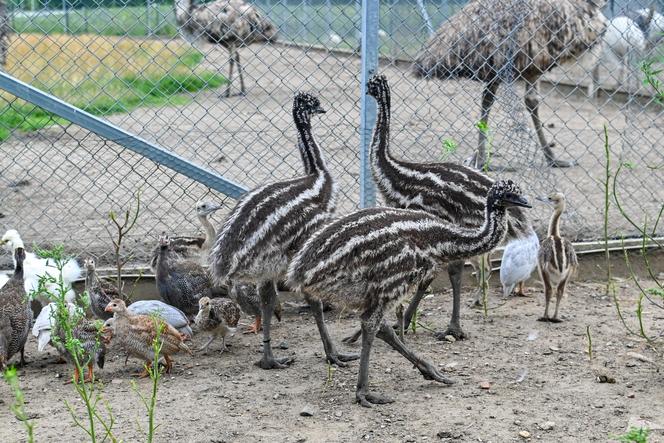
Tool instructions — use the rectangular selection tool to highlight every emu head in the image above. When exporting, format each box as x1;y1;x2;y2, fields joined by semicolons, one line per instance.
488;180;531;209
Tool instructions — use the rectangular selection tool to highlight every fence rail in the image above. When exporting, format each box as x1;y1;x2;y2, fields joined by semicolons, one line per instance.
0;0;663;268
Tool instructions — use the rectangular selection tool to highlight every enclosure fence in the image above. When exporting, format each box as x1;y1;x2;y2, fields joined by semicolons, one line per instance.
0;0;663;267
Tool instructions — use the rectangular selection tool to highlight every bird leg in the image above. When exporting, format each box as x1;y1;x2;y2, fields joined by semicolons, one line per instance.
524;78;573;168
473;80;499;170
514;281;528;297
256;281;293;369
198;334;215;353
551;277;569;323
306;295;359;366
376;321;455;386
435;260;468;340
538;272;553;322
220;335;228;354
225;45;235;98
133;362;151;378
19;346;26;367
235;50;245;96
164;355;174;373
395;304;404;341
244;315;262;334
356;316;393;408
84;362;94;383
70;366;81;385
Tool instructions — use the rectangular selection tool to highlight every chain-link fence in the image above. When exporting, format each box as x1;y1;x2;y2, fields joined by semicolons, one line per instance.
0;0;662;268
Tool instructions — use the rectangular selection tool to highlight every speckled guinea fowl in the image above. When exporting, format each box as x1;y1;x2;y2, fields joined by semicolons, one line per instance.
155;234;216;316
149;200;223;271
194;296;241;353
52;317;107;383
84;258;121;320
230;283;282;334
0;247;32;370
105;298;192;377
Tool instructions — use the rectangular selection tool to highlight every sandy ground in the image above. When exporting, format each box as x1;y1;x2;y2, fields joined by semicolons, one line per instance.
1;278;663;442
0;42;663;268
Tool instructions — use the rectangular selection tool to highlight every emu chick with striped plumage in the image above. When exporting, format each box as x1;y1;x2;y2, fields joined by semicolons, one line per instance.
0;247;31;370
537;192;577;322
358;74;531;340
287;179;531;407
210;92;357;369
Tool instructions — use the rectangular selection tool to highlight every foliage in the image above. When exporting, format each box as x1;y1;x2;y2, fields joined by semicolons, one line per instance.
612;427;650;443
440;138;458;161
105;190;141;300
32;246;117;443
0;35;226;141
642;59;663;105
2;366;35;443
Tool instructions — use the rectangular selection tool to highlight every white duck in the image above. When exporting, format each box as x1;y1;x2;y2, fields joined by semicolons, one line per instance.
500;229;540;298
32;302;79;352
1;230;81;304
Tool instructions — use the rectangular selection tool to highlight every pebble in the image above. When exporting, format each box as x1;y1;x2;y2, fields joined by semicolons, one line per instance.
279;341;289;350
334;411;342;418
627;392;635;398
518;430;531;439
111;378;123;385
541;421;555;431
444;335;456;343
300;405;315;417
479;381;491;390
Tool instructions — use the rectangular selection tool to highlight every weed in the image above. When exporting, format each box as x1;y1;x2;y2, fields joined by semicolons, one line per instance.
440;138;458;161
586;325;592;362
2;366;35;443
612;426;649;443
105;190;141;300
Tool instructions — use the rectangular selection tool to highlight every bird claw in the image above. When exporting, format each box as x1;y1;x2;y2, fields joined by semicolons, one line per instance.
549;318;562;323
255;356;294;370
341;329;362;344
435;325;468;341
537;316;550;322
326;352;359;367
356;391;394;408
418;364;455;385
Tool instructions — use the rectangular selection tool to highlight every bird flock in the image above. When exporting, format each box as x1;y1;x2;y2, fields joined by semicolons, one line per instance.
0;0;613;407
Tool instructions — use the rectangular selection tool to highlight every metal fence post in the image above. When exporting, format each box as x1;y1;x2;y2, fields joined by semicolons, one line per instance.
359;0;378;208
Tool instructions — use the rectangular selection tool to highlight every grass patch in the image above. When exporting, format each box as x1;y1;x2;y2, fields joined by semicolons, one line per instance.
0;34;226;141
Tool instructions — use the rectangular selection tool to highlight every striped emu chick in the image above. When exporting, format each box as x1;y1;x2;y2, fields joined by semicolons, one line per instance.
537;193;577;322
194;296;241;353
358;74;530;340
210;92;357;369
287;180;531;407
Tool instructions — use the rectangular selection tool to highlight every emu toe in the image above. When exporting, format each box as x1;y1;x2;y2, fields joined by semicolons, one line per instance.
342;329;362;344
326;351;359;367
255;356;294;370
356;391;394;408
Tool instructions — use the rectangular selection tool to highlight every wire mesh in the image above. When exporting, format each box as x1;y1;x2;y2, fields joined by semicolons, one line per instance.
0;0;662;269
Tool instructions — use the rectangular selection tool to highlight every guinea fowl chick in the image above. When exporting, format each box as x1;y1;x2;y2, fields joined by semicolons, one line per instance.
0;247;32;370
230;283;282;334
537;192;578;323
155;234;215;316
52;317;107;383
194;296;241;353
105;298;191;377
84;258;121;320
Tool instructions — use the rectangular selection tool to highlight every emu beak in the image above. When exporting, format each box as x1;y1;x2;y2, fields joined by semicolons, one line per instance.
506;195;532;208
315;106;326;114
534;196;547;203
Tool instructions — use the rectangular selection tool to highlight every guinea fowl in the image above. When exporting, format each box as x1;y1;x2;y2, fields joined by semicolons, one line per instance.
348;75;531;341
128;300;193;338
537;192;577;322
84;258;120;320
500;229;539;297
210;92;357;369
194;296;241;353
52;317;107;383
230;282;282;334
0;246;32;370
287;180;531;406
1;229;81;305
149;200;223;271
105;299;192;377
155;234;216;316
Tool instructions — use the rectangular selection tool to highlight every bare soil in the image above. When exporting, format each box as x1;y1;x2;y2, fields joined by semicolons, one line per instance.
1;279;663;442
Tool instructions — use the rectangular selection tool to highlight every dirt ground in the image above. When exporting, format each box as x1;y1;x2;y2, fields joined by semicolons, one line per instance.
1;42;663;268
1;277;663;442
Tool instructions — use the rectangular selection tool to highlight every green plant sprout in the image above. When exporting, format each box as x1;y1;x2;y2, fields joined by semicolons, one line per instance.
612;426;650;443
441;138;458;161
3;366;35;443
475;120;493;172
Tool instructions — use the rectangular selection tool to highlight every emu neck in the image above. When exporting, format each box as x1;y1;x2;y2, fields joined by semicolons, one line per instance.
199;214;216;251
431;203;508;263
547;205;564;238
294;111;326;175
370;89;393;169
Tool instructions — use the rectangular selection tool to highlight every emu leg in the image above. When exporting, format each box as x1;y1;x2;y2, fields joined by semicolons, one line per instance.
256;281;293;369
377;322;455;385
551;277;569;323
356;315;393;407
307;295;359;366
473;80;499;169
198;335;215;353
435;260;467;340
236;50;245;96
538;272;553;322
225;46;235;98
524;78;573;168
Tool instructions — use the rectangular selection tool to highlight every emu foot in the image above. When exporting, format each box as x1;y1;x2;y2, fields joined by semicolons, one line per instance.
255;355;293;370
537;316;550;322
417;361;455;385
434;325;468;341
342;329;362;344
326;351;359;367
549;317;563;323
356;390;394;408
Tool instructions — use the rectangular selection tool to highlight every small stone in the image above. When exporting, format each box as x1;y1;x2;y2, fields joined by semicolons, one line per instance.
627;392;635;398
111;378;123;385
300;405;315;417
279;341;289;350
444;335;456;343
424;393;432;399
541;421;555;431
518;431;531;439
334;411;342;418
273;393;280;400
479;381;491;390
437;431;453;439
